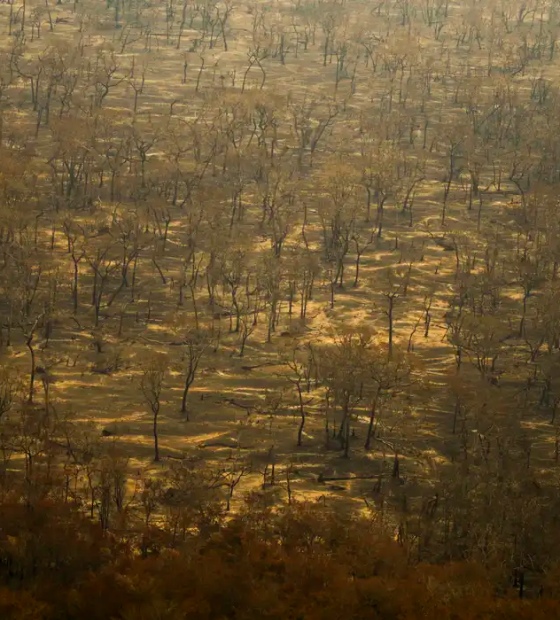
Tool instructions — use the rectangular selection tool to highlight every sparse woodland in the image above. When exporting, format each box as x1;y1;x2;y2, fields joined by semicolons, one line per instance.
2;0;560;607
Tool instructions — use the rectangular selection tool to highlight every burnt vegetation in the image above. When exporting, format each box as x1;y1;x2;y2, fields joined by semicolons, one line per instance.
2;0;560;611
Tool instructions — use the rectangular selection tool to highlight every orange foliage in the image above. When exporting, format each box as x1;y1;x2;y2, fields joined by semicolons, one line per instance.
0;498;558;619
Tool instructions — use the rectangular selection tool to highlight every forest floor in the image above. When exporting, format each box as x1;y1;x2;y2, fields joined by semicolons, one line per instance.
0;0;555;515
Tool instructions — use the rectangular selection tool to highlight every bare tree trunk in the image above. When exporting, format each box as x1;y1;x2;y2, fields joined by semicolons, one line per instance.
153;407;160;461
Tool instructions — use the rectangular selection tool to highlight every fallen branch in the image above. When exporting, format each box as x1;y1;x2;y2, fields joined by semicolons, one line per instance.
317;473;378;484
199;441;255;450
241;362;282;371
221;397;254;412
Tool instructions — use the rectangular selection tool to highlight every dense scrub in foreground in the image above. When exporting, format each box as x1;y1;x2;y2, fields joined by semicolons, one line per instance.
1;487;560;619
